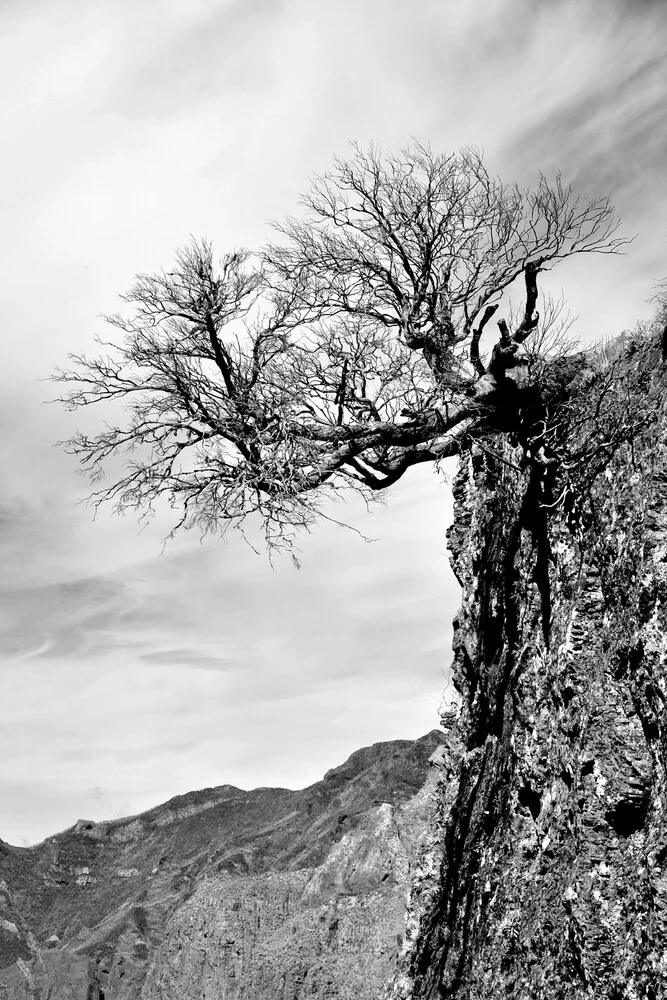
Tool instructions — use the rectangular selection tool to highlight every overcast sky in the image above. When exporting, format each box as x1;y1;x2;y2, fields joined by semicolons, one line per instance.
1;0;666;846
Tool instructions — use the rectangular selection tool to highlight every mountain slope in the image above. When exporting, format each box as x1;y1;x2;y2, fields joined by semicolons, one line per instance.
0;729;457;999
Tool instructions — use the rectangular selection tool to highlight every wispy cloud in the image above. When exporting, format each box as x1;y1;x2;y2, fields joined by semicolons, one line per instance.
139;649;238;671
496;3;667;207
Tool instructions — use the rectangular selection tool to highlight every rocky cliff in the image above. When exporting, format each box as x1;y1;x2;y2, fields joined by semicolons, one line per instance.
389;330;667;997
0;730;455;999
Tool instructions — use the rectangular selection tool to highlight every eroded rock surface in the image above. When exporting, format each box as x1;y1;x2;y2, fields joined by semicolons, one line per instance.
390;337;667;998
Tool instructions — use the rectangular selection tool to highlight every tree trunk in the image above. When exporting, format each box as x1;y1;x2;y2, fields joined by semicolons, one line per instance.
390;410;667;998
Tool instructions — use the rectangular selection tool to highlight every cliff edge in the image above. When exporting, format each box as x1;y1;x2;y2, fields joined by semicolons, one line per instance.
390;330;667;997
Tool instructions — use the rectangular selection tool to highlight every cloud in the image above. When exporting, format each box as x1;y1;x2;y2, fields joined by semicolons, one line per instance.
104;1;289;121
0;465;457;844
1;0;666;845
0;573;136;661
498;3;667;203
140;649;237;671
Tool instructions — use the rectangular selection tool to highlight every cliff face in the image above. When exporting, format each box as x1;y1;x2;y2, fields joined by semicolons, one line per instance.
0;731;454;1000
391;337;667;998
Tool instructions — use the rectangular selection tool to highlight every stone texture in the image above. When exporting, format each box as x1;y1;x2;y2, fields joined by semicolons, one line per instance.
389;337;667;998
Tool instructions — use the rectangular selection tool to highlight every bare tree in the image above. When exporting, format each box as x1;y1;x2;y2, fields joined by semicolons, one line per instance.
53;143;625;550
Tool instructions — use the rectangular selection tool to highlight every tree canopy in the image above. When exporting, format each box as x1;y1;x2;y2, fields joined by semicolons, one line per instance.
54;143;627;550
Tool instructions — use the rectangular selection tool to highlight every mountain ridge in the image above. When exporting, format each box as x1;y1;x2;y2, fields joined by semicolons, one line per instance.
0;728;454;999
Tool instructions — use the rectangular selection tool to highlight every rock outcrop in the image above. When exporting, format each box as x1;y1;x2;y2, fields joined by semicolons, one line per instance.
390;332;667;997
0;731;454;999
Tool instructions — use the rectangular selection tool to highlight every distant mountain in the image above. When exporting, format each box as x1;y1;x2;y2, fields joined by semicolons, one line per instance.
0;728;458;999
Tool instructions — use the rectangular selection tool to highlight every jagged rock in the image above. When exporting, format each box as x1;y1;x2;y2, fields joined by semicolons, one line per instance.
0;731;451;999
390;337;667;998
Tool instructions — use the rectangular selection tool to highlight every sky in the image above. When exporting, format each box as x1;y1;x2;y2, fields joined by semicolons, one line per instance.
1;0;666;845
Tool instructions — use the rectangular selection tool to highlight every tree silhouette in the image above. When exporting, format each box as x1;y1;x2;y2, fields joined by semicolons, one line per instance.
54;143;625;550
